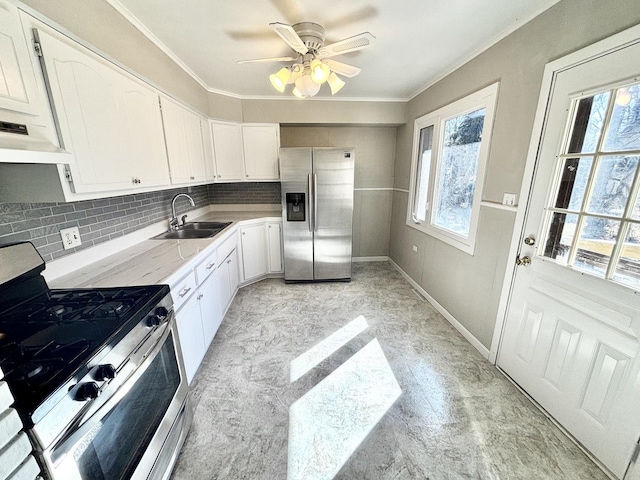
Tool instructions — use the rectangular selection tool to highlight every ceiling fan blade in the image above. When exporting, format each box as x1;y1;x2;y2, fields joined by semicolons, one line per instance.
237;56;298;64
269;22;309;55
318;32;375;58
324;59;361;78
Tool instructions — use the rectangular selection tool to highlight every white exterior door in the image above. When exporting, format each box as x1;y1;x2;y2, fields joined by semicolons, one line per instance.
498;34;640;479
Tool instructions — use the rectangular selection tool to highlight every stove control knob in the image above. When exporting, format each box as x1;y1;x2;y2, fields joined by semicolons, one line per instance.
147;315;163;327
155;306;169;319
75;382;100;401
95;364;116;381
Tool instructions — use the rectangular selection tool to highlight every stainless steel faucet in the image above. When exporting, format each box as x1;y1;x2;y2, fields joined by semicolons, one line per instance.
170;193;196;231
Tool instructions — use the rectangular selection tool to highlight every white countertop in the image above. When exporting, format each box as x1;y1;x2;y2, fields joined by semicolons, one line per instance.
50;210;281;289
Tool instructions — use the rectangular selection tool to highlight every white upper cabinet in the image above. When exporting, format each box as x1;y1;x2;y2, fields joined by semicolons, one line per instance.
121;82;170;188
0;0;41;115
161;96;208;186
210;121;244;182
242;124;280;181
201;116;216;181
36;29;170;193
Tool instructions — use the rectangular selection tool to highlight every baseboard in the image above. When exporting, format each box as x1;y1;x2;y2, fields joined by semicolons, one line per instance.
388;258;491;360
352;256;389;262
238;272;284;288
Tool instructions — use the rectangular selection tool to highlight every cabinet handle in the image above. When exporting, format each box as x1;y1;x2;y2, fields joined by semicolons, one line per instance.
178;287;191;298
246;174;249;178
197;293;203;300
206;262;215;270
242;232;245;235
227;259;231;264
190;176;195;180
218;175;221;178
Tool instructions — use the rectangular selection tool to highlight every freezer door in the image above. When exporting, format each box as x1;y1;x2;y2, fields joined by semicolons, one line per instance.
313;148;354;280
280;148;314;281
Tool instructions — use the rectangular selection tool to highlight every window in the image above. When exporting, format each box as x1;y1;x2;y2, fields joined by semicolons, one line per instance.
542;80;640;289
407;83;499;254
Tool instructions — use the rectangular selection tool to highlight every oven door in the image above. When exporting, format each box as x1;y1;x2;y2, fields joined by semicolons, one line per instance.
42;319;191;480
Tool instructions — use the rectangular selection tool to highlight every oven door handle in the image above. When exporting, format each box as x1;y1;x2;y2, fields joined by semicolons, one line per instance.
50;321;173;466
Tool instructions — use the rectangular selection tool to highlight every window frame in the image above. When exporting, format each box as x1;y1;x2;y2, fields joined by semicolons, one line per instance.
406;82;500;255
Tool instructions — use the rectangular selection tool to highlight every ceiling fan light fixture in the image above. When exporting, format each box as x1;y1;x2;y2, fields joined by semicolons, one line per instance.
294;73;321;97
269;67;290;93
310;59;330;84
292;87;304;98
328;72;346;95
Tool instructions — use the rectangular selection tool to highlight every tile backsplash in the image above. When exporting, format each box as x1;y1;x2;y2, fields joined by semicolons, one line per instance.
0;182;281;263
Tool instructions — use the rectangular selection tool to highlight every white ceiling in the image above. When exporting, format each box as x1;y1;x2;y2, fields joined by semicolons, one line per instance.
110;0;560;101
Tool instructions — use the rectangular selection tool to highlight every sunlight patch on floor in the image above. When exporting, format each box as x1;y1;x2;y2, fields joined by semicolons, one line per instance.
287;338;402;480
289;315;369;382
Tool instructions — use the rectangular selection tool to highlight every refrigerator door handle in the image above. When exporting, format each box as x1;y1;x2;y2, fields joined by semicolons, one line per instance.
314;173;318;232
308;173;313;232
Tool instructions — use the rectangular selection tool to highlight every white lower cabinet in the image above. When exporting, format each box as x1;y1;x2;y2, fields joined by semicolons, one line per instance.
199;268;223;349
174;291;206;384
218;248;239;308
240;224;268;282
267;222;283;274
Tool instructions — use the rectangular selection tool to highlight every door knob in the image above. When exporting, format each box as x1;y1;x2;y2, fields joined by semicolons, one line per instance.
524;236;535;246
516;255;532;266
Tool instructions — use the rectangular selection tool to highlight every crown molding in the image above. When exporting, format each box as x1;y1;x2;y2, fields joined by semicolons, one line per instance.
239;94;407;102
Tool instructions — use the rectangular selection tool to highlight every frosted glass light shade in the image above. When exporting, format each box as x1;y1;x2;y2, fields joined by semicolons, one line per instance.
295;74;321;97
269;67;290;93
292;87;304;98
310;59;330;84
327;72;346;95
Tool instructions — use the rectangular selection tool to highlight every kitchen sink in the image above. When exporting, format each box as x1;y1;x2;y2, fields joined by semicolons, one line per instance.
182;221;231;230
151;222;231;240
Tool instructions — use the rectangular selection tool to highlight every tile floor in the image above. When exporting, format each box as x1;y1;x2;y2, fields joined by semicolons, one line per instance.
171;262;607;480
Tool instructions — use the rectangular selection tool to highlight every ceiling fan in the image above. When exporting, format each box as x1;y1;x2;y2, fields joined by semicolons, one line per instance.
237;22;375;98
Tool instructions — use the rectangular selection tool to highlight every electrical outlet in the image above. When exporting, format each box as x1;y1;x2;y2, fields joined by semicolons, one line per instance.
502;193;517;206
412;245;418;253
60;227;82;250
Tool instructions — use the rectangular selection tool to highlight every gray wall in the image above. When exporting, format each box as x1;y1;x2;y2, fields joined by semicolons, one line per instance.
390;0;640;348
0;183;279;262
281;127;397;257
242;99;406;126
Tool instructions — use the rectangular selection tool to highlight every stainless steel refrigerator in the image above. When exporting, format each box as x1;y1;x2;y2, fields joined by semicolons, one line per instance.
280;147;355;282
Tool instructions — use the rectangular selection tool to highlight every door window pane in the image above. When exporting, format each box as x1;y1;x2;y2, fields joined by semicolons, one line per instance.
554;157;593;210
603;83;640;152
543;212;578;264
433;108;486;237
586;155;638;217
613;223;640;288
567;92;610;153
574;216;620;277
413;125;433;222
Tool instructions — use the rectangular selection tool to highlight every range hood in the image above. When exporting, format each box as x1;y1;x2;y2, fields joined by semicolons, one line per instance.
0;109;70;164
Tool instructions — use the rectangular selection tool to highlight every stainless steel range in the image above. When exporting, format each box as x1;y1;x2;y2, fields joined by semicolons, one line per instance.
0;242;192;480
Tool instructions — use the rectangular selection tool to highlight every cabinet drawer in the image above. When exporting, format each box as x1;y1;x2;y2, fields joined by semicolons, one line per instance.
171;271;197;311
217;231;238;261
195;249;218;284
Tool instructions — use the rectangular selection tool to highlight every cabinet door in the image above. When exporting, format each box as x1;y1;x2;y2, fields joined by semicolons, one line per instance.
267;222;283;273
185;109;207;182
217;258;232;314
161;97;192;185
198;269;223;349
201;117;216;181
240;224;267;281
242;124;280;181
175;295;206;384
0;1;40;115
38;30;132;192
226;248;240;293
121;85;170;187
211;121;244;181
